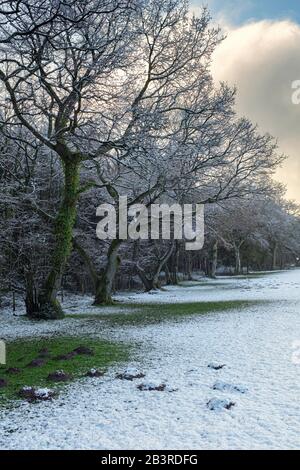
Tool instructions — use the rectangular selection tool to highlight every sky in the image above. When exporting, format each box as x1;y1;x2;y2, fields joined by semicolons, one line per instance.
191;1;300;202
195;0;300;25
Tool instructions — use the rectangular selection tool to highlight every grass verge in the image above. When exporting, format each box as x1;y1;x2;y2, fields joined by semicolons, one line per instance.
0;336;130;404
67;300;260;326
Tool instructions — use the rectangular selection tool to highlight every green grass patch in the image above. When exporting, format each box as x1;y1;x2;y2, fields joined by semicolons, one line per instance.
229;271;279;279
0;336;130;404
67;300;260;326
179;272;278;285
179;281;230;288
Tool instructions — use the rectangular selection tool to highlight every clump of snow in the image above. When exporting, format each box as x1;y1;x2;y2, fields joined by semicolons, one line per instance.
116;368;145;381
137;382;166;392
208;363;226;371
35;389;55;399
85;369;104;378
207;398;236;411
213;381;248;394
18;387;56;402
136;381;178;393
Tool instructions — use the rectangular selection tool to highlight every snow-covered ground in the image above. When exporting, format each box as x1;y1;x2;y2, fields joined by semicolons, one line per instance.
0;269;300;449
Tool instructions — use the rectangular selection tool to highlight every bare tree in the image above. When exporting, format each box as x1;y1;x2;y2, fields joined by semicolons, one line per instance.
0;0;138;318
0;0;290;316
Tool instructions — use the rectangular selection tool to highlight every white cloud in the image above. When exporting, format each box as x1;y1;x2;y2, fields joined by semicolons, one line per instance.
211;20;300;201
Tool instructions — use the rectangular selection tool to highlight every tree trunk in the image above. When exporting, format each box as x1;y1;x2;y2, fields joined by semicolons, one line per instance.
93;239;122;305
165;264;172;285
187;252;193;281
169;242;180;285
209;240;218;279
272;243;278;271
136;263;155;292
12;289;16;313
137;243;174;292
27;159;80;319
234;245;242;275
152;269;162;290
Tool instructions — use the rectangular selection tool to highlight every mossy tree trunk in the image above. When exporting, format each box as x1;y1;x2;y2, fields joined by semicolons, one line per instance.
74;238;123;306
26;159;80;319
93;239;122;306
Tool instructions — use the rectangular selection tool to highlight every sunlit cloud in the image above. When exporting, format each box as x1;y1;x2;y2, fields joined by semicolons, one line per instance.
210;19;300;202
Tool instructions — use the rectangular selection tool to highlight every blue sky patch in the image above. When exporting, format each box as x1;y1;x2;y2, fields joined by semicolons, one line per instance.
191;0;300;24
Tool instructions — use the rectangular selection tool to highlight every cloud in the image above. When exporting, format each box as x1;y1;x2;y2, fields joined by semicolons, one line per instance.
211;19;300;202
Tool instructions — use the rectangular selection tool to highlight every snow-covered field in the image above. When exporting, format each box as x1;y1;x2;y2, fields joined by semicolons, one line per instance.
0;270;300;450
